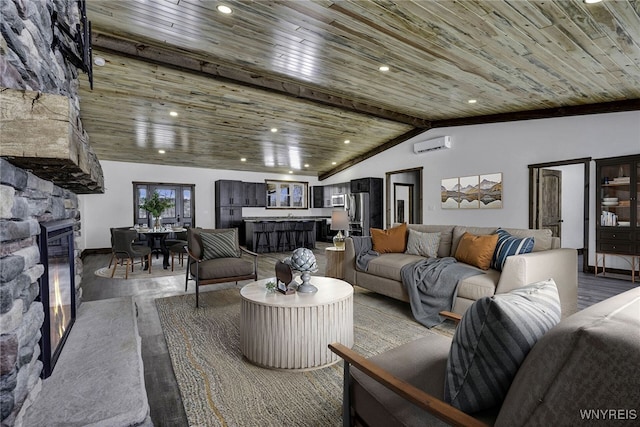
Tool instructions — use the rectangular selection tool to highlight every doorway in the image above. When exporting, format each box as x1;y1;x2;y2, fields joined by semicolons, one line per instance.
386;167;423;227
528;158;590;272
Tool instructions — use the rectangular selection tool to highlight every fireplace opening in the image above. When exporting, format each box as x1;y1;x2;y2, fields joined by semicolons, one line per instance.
38;219;76;378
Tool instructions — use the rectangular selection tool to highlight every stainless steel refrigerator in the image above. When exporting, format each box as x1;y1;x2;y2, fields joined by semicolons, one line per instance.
346;193;370;236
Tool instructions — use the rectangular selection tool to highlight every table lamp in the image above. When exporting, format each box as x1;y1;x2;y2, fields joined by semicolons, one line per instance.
331;210;349;250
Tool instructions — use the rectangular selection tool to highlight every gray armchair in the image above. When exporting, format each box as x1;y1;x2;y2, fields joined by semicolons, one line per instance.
185;227;258;307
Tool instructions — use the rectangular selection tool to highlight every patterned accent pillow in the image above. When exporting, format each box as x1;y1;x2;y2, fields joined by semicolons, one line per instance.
491;228;535;271
444;279;561;413
200;230;240;260
405;229;440;258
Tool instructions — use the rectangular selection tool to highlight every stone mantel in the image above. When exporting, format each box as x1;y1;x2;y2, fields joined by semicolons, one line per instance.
0;87;104;194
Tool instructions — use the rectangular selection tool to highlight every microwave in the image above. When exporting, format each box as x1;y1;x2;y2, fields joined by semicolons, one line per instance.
331;194;346;207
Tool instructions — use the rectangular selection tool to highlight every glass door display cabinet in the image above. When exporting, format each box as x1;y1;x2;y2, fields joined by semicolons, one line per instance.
595;154;639;281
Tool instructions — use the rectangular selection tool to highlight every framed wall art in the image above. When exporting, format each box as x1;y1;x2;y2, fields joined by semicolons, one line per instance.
441;172;502;209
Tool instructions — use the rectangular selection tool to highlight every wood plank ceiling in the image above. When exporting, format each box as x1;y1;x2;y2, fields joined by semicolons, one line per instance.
79;0;640;179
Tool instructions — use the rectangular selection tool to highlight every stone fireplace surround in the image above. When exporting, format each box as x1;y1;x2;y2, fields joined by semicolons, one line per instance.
1;1;104;424
0;159;81;425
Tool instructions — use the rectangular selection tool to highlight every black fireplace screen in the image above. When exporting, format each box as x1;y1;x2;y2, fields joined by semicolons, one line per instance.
38;220;76;378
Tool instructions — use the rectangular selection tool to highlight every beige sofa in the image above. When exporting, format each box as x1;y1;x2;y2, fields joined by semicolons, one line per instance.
344;224;578;317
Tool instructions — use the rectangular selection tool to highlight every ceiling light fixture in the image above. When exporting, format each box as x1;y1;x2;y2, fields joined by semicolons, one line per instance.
217;5;233;14
304;164;309;168
379;65;390;72
332;161;337;165
240;158;246;162
158;150;166;154
93;57;106;66
288;170;293;174
468;99;477;104
344;139;350;144
271;128;278;133
169;111;178;117
584;0;602;3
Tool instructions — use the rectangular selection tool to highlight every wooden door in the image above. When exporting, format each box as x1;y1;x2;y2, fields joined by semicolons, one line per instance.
539;169;562;237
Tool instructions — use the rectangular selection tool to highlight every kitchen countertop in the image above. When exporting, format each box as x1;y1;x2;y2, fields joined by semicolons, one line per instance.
243;216;329;222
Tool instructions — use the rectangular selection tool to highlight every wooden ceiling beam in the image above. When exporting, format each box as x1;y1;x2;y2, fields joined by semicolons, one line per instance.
91;33;431;128
318;99;640;180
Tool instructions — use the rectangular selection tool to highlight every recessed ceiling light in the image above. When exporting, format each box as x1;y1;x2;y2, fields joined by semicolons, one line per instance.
271;128;278;133
344;140;350;144
158;150;166;154
468;99;477;104
240;158;246;162
288;170;293;174
217;5;232;14
304;164;309;168
584;0;602;3
332;162;337;165
169;111;178;117
379;65;390;72
94;57;106;66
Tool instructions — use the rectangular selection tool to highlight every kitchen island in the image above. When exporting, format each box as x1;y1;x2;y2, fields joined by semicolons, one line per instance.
244;217;328;253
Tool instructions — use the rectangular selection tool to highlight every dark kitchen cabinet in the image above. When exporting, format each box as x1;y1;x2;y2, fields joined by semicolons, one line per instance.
215;180;243;207
243;182;266;207
312;186;324;208
351;178;371;193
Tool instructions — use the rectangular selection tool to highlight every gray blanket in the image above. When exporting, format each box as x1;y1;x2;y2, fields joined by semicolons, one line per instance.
401;257;482;328
351;236;379;271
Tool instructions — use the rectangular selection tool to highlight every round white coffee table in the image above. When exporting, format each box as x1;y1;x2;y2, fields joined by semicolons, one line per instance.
240;276;354;370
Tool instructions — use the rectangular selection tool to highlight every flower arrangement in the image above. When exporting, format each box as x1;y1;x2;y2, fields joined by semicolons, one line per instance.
140;191;174;218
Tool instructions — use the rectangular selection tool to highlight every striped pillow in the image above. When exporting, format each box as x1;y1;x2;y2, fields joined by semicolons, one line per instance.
200;230;240;260
491;228;534;271
444;279;561;413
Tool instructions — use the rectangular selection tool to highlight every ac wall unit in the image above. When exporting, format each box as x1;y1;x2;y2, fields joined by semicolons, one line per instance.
413;136;452;154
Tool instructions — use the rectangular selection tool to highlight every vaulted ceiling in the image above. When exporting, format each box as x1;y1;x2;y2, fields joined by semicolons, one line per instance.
79;0;640;180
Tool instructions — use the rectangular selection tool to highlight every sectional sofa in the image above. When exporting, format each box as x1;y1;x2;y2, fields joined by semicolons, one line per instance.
343;224;578;318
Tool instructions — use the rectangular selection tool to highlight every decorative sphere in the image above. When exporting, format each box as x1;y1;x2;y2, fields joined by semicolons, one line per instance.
285;248;318;273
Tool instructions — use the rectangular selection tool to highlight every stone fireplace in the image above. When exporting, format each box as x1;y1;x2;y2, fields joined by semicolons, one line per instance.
1;0;104;425
37;220;76;379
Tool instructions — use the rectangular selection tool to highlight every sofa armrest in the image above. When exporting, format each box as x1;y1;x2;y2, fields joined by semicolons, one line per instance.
496;248;578;318
344;238;357;285
328;343;488;427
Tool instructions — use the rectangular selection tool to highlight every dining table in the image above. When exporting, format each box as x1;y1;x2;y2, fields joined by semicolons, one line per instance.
134;227;186;269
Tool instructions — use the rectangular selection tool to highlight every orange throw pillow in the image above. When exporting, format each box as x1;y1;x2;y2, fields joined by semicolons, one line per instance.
371;223;408;253
454;232;499;270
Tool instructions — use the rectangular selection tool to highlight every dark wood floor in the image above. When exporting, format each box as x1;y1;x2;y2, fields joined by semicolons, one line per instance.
80;249;636;426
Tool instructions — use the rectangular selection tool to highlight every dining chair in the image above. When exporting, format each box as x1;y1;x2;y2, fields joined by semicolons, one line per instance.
111;229;152;279
167;230;188;271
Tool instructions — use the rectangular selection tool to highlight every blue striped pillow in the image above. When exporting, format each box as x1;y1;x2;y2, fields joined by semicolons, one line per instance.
444;279;561;413
491;228;534;271
200;230;240;260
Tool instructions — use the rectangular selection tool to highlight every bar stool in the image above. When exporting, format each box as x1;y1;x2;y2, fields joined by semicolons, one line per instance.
254;221;275;253
285;221;298;251
302;220;315;249
275;221;291;252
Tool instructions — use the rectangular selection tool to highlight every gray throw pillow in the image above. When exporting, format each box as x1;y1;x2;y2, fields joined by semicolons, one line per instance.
405;229;440;258
444;279;561;413
200;230;240;260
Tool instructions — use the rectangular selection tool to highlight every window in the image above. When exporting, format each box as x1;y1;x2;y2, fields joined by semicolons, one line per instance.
133;182;196;227
265;180;308;209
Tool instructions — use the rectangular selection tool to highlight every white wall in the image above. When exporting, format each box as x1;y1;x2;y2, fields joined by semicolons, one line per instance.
80;111;640;267
324;111;640;266
79;162;327;249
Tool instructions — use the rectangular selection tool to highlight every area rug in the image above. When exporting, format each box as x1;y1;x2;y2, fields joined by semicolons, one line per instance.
95;262;185;279
155;286;456;426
